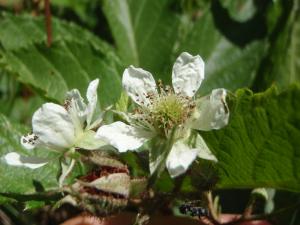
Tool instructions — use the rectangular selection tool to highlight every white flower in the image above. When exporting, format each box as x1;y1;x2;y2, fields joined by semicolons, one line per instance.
96;52;229;178
4;79;105;170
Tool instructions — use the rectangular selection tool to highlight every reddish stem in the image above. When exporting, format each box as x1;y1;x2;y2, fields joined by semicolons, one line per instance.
44;0;52;47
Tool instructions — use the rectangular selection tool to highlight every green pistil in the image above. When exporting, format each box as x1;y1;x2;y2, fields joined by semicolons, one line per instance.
152;95;185;128
133;81;196;138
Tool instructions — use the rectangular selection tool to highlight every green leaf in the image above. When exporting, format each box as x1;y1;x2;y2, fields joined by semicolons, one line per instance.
253;0;300;90
102;0;267;93
24;200;45;210
278;0;300;83
51;0;99;27
0;196;16;205
0;114;60;202
200;85;300;192
102;0;179;72
0;13;122;107
176;7;267;95
120;152;148;177
221;0;256;22
0;12;113;51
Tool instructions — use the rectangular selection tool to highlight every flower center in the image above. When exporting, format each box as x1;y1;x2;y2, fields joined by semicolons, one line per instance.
151;94;186;129
134;81;195;137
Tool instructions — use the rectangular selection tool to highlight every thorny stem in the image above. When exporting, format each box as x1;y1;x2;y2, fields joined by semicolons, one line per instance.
44;0;52;47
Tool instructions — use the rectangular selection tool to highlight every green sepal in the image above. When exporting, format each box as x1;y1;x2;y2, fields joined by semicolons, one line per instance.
149;128;176;182
75;130;107;150
87;150;126;168
78;173;131;197
130;178;148;198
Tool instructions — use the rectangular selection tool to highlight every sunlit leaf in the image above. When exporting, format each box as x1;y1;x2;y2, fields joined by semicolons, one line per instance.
0;114;59;202
0;13;122;107
102;0;267;94
253;0;300;90
200;85;300;192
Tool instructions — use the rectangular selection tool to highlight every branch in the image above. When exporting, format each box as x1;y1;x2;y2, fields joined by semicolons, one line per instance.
0;209;12;225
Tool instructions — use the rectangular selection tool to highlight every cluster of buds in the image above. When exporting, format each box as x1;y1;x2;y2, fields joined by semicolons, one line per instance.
62;151;147;216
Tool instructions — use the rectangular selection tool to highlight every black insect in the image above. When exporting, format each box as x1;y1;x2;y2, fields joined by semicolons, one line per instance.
179;202;209;217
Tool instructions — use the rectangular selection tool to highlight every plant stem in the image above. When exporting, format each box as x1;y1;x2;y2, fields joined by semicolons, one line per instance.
242;196;255;218
0;209;12;225
133;213;150;225
205;191;221;224
44;0;52;47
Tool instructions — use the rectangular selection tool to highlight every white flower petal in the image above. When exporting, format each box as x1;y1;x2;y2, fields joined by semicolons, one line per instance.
122;66;157;106
20;133;39;150
189;88;229;131
195;134;218;162
68;100;84;137
87;105;112;130
166;141;199;178
172;52;205;97
95;121;153;152
66;89;87;118
86;79;99;126
32;103;76;150
4;152;48;169
66;89;87;135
